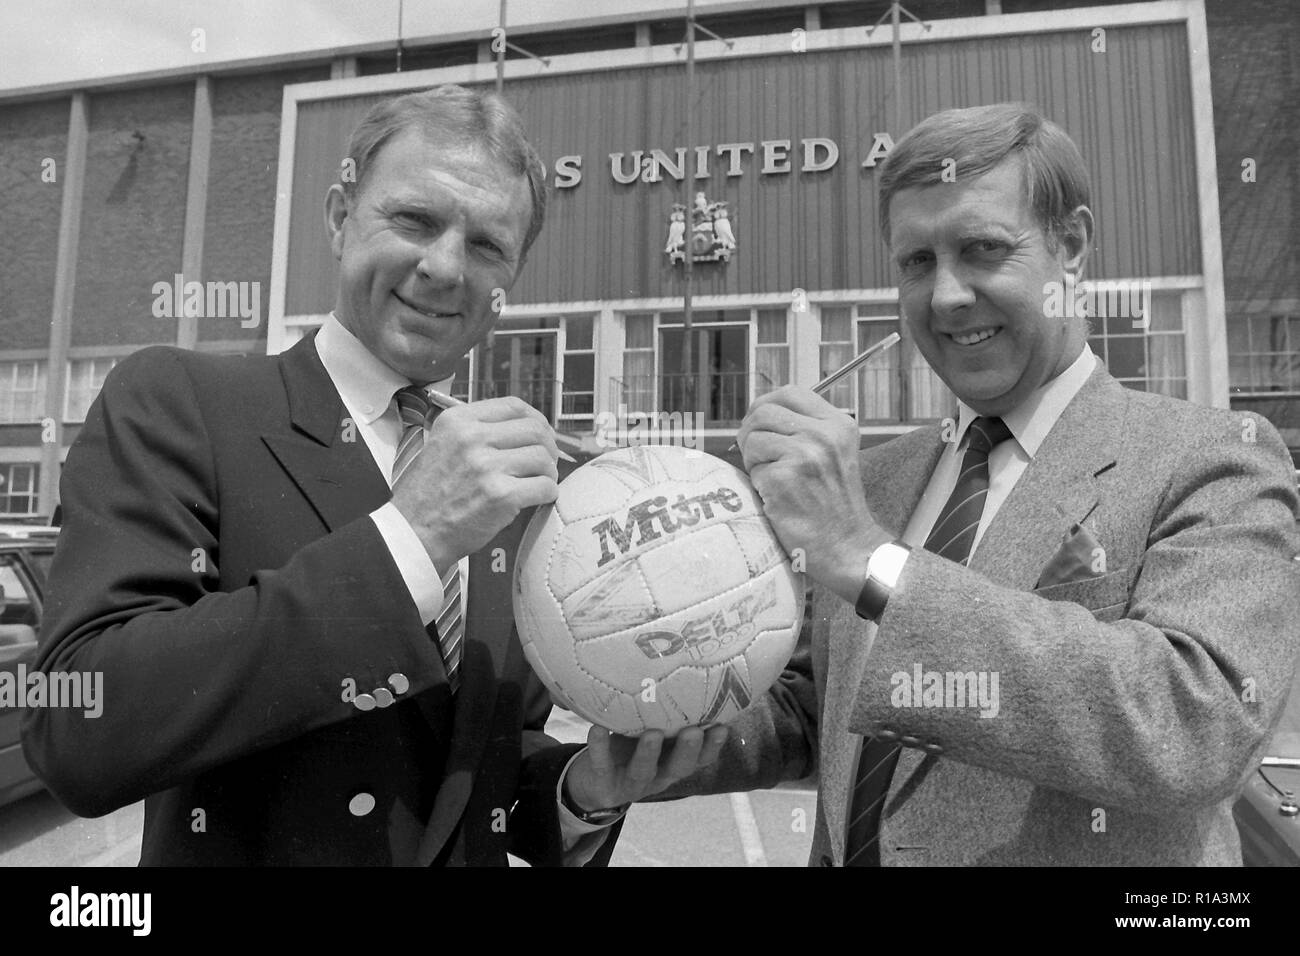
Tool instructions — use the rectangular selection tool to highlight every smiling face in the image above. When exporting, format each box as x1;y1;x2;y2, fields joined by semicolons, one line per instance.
888;155;1093;416
324;127;533;383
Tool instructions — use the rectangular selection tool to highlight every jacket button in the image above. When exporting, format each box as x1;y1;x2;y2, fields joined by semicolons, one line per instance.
348;792;376;817
373;687;395;708
875;728;898;742
900;735;920;747
923;742;944;755
388;673;410;695
353;693;377;712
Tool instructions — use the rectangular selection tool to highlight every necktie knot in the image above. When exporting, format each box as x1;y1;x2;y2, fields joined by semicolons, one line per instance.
394;385;433;428
966;416;1011;456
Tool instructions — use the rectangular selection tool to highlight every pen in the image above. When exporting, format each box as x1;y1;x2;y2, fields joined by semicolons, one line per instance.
727;331;902;452
426;389;578;463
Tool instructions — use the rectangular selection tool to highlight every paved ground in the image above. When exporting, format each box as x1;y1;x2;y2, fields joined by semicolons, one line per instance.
0;708;813;867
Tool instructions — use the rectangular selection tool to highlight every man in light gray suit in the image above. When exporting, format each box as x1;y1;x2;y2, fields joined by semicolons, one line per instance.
656;103;1300;866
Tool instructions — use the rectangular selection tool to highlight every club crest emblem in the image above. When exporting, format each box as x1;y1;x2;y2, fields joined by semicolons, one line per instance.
666;192;736;263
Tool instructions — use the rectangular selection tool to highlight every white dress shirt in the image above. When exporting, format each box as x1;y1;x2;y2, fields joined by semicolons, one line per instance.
314;314;613;861
903;344;1100;555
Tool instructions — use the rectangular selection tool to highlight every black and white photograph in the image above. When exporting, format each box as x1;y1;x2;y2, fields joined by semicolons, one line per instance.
0;0;1296;919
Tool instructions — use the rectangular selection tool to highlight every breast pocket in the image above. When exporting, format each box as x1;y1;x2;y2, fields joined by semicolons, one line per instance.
1032;569;1131;622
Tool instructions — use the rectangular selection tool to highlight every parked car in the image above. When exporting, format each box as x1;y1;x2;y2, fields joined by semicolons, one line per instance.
1233;477;1300;865
0;525;58;807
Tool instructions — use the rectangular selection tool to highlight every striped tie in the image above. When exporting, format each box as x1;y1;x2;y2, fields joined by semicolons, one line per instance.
844;416;1012;866
392;385;463;695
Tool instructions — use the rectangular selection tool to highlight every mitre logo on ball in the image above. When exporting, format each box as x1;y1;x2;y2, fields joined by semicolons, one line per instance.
513;443;804;736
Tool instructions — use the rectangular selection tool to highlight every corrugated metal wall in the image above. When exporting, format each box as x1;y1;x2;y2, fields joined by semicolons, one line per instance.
285;21;1199;313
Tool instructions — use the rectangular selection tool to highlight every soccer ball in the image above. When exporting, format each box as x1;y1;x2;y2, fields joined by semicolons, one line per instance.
513;443;804;736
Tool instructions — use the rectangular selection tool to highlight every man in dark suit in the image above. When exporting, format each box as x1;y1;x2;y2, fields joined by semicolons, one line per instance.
658;103;1300;865
22;85;724;866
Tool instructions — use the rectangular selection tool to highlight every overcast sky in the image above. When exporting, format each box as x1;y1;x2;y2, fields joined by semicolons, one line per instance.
0;0;741;94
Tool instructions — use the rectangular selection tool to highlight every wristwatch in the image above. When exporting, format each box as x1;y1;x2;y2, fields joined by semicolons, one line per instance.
561;781;629;825
854;541;912;622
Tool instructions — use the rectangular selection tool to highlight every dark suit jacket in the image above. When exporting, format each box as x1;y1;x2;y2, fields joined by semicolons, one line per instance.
658;364;1300;865
21;332;613;866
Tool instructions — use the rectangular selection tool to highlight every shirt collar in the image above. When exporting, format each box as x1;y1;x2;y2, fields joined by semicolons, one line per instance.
954;345;1099;458
316;312;455;423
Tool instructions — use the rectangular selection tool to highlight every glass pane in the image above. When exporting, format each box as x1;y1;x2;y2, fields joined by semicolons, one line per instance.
1148;293;1182;333
659;326;748;424
450;354;472;402
564;353;594;391
625;313;653;349
622;350;654;413
821;307;851;342
820;343;853;409
755;345;789;397
565;315;593;351
497;315;559;331
0;554;36;625
1106;335;1146;380
561;394;594;416
856;321;900;421
907;346;951;420
757;309;787;344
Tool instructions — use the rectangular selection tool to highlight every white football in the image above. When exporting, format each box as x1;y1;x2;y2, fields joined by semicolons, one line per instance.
513;443;804;736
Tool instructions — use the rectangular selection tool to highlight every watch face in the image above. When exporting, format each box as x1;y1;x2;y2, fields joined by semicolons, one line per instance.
871;542;911;589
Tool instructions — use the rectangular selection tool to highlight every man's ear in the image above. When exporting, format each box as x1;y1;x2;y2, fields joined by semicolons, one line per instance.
324;184;349;261
1060;204;1095;279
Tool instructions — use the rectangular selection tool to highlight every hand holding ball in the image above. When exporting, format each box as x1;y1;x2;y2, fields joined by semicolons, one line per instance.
513;444;804;736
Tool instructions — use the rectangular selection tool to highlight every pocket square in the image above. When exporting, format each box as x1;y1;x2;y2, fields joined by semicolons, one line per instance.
1036;522;1106;589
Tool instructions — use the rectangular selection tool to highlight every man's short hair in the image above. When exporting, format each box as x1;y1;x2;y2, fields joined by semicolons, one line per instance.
341;84;548;258
878;103;1091;250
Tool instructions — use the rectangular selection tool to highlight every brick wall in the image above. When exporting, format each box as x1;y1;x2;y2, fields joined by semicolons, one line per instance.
72;83;194;347
202;65;328;346
1207;0;1299;307
0;98;68;350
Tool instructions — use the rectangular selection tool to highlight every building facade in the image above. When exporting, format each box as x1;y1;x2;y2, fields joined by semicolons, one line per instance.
0;0;1296;520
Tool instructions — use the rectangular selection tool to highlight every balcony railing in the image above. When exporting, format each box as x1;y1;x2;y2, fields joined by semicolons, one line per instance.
613;371;749;424
454;377;562;424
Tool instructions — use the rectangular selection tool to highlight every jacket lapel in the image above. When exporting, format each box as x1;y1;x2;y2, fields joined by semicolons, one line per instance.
262;332;518;862
969;364;1124;587
262;331;393;531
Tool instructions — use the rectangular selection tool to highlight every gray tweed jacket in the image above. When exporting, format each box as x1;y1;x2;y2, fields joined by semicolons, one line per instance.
657;363;1300;866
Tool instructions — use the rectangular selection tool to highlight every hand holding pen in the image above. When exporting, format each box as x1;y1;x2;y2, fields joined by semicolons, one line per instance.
728;332;901;452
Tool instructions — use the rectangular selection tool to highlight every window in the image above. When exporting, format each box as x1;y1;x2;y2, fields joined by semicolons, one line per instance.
0;553;39;627
0;362;46;424
619;308;777;426
819;304;951;423
0;464;39;516
559;316;595;433
1228;312;1300;396
621;313;656;415
754;309;789;398
1087;290;1186;398
64;357;118;422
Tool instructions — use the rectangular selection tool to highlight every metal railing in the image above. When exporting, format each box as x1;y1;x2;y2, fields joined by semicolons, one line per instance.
459;377;562;424
614;371;749;424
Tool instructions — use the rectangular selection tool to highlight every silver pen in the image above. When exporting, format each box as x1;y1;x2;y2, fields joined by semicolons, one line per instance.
426;389;578;463
727;331;902;452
